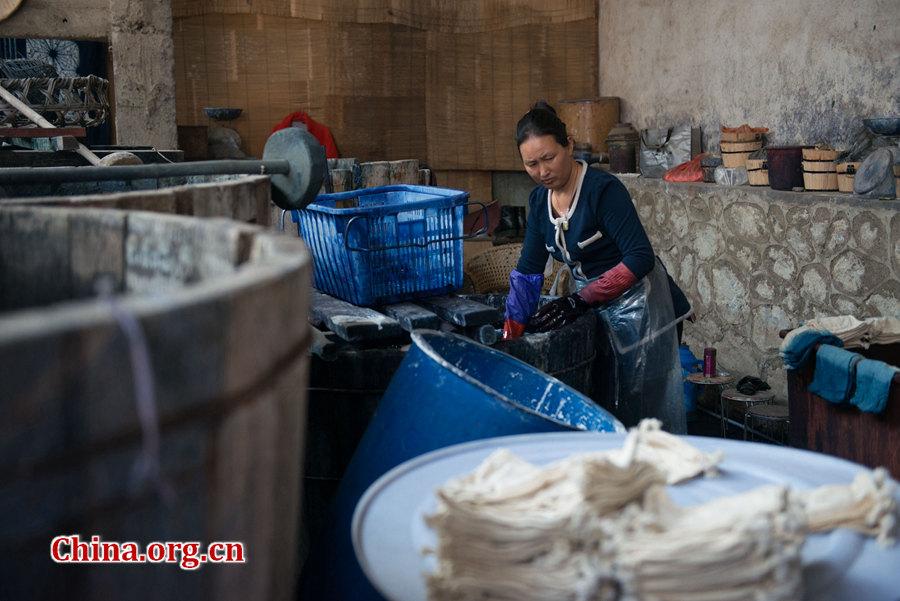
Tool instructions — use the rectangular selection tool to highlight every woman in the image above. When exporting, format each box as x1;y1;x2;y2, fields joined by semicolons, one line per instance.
503;101;692;432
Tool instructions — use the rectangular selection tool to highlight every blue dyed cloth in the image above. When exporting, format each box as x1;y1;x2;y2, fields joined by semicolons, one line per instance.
808;345;862;403
504;269;543;324
781;329;843;370
849;359;898;414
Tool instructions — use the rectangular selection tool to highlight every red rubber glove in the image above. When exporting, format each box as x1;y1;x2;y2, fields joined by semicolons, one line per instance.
578;262;638;305
502;318;526;340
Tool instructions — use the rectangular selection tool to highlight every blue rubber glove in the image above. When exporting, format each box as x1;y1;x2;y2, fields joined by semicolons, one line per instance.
503;270;543;339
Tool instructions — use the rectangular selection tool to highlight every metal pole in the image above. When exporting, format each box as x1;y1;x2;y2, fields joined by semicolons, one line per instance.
0;159;292;185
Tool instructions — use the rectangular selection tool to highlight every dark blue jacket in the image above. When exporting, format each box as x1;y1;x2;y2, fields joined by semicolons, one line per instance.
517;166;691;318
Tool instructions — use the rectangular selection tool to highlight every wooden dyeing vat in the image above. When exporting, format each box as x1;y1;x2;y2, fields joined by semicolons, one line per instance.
1;175;273;226
0;206;312;601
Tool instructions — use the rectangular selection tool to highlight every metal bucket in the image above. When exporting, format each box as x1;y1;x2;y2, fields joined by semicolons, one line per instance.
302;330;623;600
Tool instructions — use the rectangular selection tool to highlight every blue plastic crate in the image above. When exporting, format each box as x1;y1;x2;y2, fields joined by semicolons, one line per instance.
290;185;485;306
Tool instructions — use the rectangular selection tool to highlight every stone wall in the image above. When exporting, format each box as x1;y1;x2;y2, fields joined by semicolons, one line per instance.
597;0;900;150
621;176;900;400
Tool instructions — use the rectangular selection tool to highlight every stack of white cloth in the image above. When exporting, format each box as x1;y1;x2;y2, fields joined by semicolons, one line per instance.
804;315;900;349
425;420;898;601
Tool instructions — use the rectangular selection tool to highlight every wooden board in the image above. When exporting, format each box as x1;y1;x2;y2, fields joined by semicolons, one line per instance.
416;294;499;327
0;127;87;138
309;289;403;342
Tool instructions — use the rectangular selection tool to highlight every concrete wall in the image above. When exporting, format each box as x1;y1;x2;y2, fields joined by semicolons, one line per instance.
110;0;177;149
0;0;108;41
598;0;900;150
0;0;177;149
621;176;900;400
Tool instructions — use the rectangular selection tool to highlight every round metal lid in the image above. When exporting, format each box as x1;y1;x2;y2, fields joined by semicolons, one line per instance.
854;148;895;195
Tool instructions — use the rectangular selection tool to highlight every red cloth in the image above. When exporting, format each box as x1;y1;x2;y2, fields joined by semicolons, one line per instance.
271;111;339;158
577;262;638;305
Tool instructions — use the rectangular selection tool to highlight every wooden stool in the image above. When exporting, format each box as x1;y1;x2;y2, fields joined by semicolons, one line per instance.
685;373;735;435
745;403;790;445
720;388;775;439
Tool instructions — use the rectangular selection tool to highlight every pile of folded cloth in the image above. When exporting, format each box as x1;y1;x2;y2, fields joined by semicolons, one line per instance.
780;315;900;370
804;315;900;349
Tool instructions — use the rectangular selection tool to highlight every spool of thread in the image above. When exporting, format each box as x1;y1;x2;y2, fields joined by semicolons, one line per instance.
703;347;717;378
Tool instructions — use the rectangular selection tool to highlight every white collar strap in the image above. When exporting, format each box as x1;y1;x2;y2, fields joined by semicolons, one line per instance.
546;160;588;262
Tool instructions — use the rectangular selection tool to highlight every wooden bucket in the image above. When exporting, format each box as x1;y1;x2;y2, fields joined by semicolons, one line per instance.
803;158;837;190
720;140;763;153
803;170;838;190
720;130;764;143
722;151;753;168
746;158;769;186
721;140;762;168
0;206;312;601
557;97;621;153
802;147;840;161
836;161;860;193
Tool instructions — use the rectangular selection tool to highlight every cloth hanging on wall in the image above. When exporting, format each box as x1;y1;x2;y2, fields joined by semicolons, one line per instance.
272;111;339;158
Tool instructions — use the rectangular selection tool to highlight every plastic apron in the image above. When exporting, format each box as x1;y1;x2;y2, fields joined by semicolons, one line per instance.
575;258;687;434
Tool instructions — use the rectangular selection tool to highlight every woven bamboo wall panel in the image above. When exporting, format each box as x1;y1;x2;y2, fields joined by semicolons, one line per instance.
174;14;426;159
173;11;597;168
173;0;597;33
433;170;493;204
425;18;597;170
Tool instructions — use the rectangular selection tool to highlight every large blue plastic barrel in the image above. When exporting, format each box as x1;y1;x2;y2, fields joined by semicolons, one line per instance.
301;329;623;600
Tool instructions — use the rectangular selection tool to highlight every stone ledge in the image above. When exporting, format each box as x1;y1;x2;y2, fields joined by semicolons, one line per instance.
619;175;900;211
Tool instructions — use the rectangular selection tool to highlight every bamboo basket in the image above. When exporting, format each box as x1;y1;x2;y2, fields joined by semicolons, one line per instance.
746;158;768;186
836;162;860;193
463;243;570;294
803;170;838;191
722;151;753;168
720;140;764;153
721;130;764;143
802;147;840;161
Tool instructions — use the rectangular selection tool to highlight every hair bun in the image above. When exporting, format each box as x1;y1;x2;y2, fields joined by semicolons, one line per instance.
531;100;557;115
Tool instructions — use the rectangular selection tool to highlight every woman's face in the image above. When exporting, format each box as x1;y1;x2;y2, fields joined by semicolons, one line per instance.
519;134;574;191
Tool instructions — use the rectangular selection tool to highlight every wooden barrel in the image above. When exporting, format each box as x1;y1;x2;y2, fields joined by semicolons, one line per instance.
802;159;838;191
557;97;621;153
0;206;312;601
720;140;763;169
746;158;769;186
802;147;840;161
836;161;860;193
720;130;764;143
